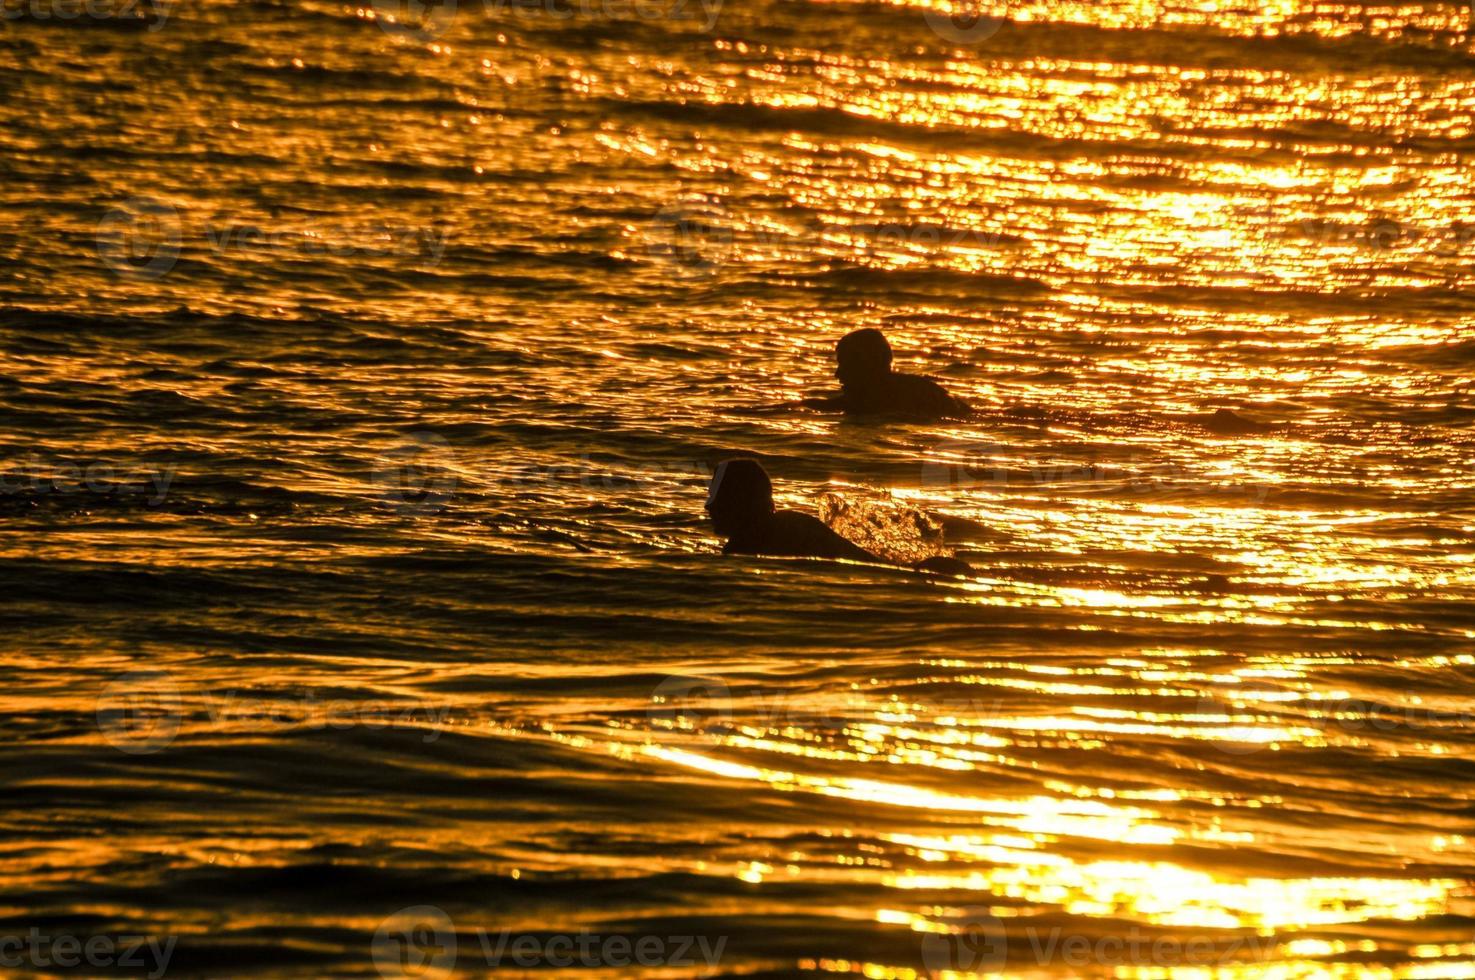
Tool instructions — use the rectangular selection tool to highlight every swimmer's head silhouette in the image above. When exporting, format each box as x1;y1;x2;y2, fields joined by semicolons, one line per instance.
836;328;893;388
824;328;968;419
705;458;774;536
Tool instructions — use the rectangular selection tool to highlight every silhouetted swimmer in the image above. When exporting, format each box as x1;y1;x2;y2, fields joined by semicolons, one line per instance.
706;458;972;575
1159;407;1285;436
800;329;969;420
1195;408;1276;436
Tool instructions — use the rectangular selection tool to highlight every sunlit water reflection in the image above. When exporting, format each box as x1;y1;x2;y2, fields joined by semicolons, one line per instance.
1;0;1472;976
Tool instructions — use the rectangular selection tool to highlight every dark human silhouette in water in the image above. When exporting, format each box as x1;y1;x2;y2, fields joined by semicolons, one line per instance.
787;329;1284;435
800;328;970;420
705;458;972;575
1192;407;1278;436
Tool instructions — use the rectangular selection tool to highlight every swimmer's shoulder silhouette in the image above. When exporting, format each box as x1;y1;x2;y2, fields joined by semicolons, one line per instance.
705;458;973;575
800;329;969;420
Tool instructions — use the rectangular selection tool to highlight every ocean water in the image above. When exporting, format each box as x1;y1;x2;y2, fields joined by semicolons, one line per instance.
3;0;1475;976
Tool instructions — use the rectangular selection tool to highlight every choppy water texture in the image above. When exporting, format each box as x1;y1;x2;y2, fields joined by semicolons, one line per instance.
3;0;1475;976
